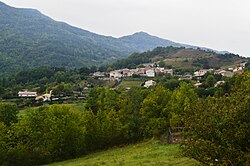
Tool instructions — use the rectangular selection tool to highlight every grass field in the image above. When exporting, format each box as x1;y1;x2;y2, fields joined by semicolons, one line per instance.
117;80;144;89
48;139;199;166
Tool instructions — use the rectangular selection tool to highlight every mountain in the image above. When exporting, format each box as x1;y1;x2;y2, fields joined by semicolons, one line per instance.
0;2;231;76
0;2;135;76
119;31;183;52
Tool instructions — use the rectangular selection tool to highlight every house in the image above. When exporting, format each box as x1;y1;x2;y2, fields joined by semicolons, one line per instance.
135;68;146;76
18;91;37;97
178;74;192;80
215;69;226;75
220;71;234;77
120;68;134;77
146;69;155;77
109;70;123;79
155;67;165;74
163;69;173;76
233;67;243;74
144;80;156;88
35;90;53;102
194;69;213;79
239;62;247;68
92;71;105;77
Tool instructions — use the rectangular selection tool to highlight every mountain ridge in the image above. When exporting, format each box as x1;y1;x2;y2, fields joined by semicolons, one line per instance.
0;2;235;76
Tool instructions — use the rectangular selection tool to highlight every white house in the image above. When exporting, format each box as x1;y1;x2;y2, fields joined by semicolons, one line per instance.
144;80;156;88
146;69;155;77
18;91;37;97
109;70;123;79
93;71;105;77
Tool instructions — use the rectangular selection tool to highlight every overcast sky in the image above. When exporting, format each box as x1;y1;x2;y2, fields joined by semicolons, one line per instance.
2;0;250;57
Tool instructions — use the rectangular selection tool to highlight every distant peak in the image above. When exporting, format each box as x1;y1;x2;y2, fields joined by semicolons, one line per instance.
133;31;150;36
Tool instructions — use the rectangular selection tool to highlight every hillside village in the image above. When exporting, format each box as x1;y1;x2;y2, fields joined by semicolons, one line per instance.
92;61;247;88
17;61;247;100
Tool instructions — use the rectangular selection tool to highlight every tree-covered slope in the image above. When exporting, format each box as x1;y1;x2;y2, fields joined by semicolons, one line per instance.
0;2;134;76
0;2;232;76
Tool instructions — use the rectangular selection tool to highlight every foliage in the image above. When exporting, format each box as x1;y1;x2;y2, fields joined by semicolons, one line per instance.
2;105;87;165
140;86;172;137
170;82;198;126
0;102;19;126
182;73;250;165
0;72;249;165
245;60;250;71
118;88;150;142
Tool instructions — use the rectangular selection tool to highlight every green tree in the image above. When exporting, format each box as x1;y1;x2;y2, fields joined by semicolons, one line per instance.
0;103;19;126
170;82;198;126
182;73;250;165
6;105;87;165
205;74;216;87
119;88;150;142
140;86;172;138
158;60;165;67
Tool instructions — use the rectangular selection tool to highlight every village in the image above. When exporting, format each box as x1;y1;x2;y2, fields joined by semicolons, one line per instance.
92;61;247;88
16;61;247;104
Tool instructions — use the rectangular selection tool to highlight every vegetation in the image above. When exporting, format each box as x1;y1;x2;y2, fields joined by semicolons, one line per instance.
49;140;198;166
0;2;203;77
0;2;249;166
0;66;97;101
110;46;183;69
182;73;250;165
0;72;249;165
117;80;144;90
110;47;247;74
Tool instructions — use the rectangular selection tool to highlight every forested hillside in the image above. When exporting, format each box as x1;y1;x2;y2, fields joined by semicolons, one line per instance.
0;2;131;76
0;2;230;77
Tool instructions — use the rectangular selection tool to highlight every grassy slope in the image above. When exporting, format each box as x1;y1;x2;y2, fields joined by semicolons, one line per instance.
156;49;246;70
117;80;144;89
48;140;199;166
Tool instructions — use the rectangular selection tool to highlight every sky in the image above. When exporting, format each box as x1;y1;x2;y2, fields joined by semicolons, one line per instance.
2;0;250;57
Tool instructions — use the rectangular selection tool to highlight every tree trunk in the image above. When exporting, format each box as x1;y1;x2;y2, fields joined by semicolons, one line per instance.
167;127;173;144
